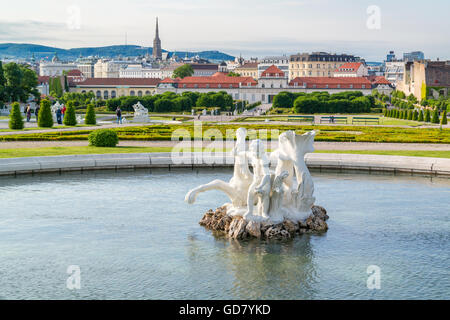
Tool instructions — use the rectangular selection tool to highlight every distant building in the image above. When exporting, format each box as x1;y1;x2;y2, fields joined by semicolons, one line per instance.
386;51;396;62
119;65;162;78
258;65;288;89
333;62;368;78
76;56;98;78
384;61;405;85
257;56;289;78
403;51;425;62
70;78;161;98
289;52;361;80
39;52;77;76
160;62;185;79
152;17;162;60
94;59;135;78
190;63;219;77
397;60;450;100
234;62;258;79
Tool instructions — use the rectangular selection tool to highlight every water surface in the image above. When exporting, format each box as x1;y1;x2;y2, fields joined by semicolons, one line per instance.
0;168;449;299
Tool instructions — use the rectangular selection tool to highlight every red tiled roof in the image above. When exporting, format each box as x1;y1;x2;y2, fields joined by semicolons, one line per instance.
335;62;363;72
260;65;285;77
38;76;50;84
368;76;391;85
76;78;161;87
67;69;83;76
289;77;371;89
174;73;257;88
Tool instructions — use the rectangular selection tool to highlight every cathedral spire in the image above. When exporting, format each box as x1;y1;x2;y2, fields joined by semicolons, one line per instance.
153;17;162;60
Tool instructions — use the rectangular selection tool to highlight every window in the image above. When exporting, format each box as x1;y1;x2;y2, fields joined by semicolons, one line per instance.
130;90;135;96
96;90;101;98
111;90;116;98
337;84;340;88
218;84;221;88
103;91;109;99
138;91;142;97
362;85;365;89
349;85;353;89
145;91;151;95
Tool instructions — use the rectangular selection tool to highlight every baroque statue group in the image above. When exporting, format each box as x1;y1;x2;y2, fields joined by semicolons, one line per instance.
185;128;326;238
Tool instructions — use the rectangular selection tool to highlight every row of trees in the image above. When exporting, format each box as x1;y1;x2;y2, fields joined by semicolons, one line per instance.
8;99;97;130
384;108;447;124
0;62;39;105
272;91;374;114
105;91;233;113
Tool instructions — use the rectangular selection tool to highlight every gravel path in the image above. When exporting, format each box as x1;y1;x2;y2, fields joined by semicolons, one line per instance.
1;140;450;151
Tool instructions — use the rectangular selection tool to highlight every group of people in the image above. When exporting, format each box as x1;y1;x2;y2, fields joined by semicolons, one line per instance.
24;104;40;122
55;105;67;124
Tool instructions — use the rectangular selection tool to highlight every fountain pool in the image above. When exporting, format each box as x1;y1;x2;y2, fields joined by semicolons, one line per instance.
0;168;448;299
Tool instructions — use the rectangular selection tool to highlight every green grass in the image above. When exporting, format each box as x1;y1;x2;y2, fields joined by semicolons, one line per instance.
0;123;449;144
0;146;449;159
0;124;98;132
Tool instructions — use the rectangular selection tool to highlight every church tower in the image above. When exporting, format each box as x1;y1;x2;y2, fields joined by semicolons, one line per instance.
152;17;162;60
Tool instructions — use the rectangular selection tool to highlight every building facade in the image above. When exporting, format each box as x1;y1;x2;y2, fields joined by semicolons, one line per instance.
333;62;368;77
257;56;289;78
39;53;77;76
70;78;161;99
234;62;258;79
289;52;360;80
119;65;162;78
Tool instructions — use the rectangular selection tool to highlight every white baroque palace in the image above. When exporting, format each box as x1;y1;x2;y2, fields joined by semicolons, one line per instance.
185;128;317;223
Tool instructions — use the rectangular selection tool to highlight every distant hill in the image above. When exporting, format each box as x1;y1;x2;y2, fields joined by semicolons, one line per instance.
0;43;235;62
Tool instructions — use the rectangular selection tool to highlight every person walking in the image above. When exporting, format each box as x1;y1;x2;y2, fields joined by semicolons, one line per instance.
116;107;122;124
56;107;62;125
35;105;40;122
26;105;32;122
61;104;67;122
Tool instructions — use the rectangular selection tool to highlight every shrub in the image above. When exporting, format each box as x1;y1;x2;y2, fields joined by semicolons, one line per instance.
407;110;413;120
431;109;440;124
413;110;418;121
88;129;119;147
85;103;96;125
441;110;448;125
425;109;431;122
38;99;53;127
8;102;24;130
63;101;77;126
418;110;424;122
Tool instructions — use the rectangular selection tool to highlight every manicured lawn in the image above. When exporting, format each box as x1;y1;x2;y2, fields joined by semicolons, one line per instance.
0;124;98;132
0;146;449;159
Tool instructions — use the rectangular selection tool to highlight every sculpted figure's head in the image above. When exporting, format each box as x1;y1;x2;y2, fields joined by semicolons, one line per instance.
294;131;316;154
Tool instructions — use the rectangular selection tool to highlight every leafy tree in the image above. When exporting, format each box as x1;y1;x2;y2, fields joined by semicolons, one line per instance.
431;109;440;124
413;110;418;121
85;103;96;125
38;99;53;127
3;63;23;102
8;102;24;130
0;61;6;104
172;64;194;79
196;94;213;108
407;110;413;120
154;99;174;112
227;71;240;77
273;92;294;108
441;110;448;125
63;100;77;126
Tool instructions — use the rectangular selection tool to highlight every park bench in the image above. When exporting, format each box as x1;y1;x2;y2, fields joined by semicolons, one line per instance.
351;117;379;125
320;116;348;124
287;115;315;124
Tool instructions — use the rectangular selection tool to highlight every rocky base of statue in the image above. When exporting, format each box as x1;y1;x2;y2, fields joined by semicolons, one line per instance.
199;206;329;240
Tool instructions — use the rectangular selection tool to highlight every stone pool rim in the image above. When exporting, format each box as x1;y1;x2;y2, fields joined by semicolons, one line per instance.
1;152;449;177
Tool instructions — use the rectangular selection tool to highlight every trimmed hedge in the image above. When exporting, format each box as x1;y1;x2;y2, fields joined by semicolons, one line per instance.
88;129;119;147
63;101;77;126
8;102;24;130
85;103;96;125
38;99;53;128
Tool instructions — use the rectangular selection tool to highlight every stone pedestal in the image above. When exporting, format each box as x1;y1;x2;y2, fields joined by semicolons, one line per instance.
199;205;329;240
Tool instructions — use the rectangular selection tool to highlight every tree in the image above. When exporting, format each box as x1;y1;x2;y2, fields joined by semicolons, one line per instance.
196;94;213;108
154;99;174;112
63;100;77;126
38;99;53;127
0;61;6;104
8;102;24;130
172;64;194;79
85;103;96;125
3;63;23;102
227;71;240;77
431;109;440;124
441;110;448;125
425;109;431;122
273;92;294;108
418;110;424;122
413;110;418;121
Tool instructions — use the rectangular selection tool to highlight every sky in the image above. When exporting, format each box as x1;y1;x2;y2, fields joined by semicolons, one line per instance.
1;0;449;61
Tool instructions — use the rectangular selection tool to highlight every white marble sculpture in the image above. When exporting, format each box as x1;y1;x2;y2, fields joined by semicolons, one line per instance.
185;128;317;223
132;102;150;123
51;101;61;122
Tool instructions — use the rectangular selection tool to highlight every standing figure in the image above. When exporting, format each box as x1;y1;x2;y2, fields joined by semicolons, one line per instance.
244;139;271;221
56;107;62;124
26;105;32;122
35;105;40;122
116;107;122;124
